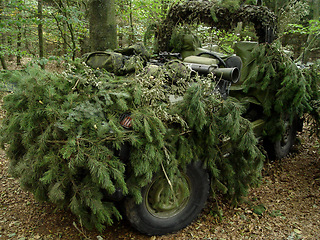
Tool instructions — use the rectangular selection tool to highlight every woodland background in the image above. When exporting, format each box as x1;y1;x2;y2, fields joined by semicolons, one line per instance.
0;0;319;69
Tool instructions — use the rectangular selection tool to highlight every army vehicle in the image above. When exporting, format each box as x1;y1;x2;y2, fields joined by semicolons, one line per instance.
85;35;302;239
83;1;307;236
121;2;303;235
85;41;246;236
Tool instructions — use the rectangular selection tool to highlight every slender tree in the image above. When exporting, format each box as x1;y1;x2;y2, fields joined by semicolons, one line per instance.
17;26;22;65
0;0;7;69
38;0;45;69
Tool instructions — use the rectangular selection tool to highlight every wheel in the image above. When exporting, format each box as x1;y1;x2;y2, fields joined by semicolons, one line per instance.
124;161;210;235
265;117;299;159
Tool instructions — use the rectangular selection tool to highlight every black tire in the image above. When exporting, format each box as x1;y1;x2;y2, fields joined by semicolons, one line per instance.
124;161;210;236
265;118;298;159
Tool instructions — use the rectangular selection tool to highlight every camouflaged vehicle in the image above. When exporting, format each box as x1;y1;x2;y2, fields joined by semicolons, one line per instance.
84;1;303;236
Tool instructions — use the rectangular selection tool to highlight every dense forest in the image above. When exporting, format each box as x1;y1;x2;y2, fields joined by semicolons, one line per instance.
0;0;319;68
0;0;171;66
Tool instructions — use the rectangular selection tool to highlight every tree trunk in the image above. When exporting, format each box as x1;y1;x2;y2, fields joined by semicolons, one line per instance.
63;22;68;55
0;0;7;70
17;26;22;66
89;0;117;51
0;57;6;70
129;0;134;45
38;0;45;69
313;0;319;19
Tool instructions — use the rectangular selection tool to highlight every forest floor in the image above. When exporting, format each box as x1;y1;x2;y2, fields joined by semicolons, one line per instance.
0;61;320;239
0;118;320;240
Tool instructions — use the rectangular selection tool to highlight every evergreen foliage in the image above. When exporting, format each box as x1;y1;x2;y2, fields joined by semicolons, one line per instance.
239;41;319;141
301;60;320;135
0;59;264;230
155;1;277;52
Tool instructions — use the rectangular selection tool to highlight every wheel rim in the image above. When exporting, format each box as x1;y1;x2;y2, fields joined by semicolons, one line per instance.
145;173;191;218
279;121;291;149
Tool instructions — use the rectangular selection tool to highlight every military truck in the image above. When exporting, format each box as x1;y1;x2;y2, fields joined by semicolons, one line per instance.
84;33;303;240
84;40;248;236
122;2;304;235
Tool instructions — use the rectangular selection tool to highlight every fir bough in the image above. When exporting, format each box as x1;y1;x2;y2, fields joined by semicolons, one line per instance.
241;41;312;141
0;60;263;230
301;60;320;136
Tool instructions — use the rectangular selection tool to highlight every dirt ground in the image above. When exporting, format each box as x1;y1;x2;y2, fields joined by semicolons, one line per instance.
0;125;319;240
